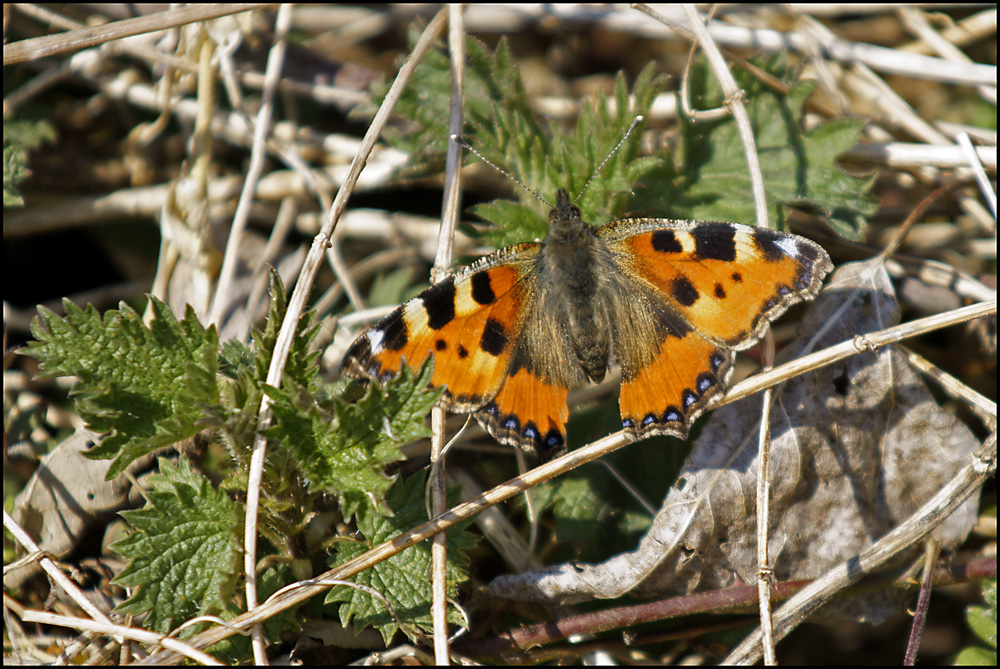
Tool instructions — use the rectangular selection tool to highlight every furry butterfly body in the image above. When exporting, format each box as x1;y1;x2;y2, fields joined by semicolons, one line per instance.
343;189;832;459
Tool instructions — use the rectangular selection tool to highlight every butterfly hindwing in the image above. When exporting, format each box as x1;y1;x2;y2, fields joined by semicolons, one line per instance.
476;358;571;458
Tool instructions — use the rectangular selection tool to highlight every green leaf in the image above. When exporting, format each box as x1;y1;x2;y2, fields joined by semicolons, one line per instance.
364;32;665;248
20;297;220;478
955;647;997;665
955;578;998;665
325;470;476;644
266;357;442;522
467;58;665;247
252;269;321;391
4;119;56;207
968;578;998;648
635;54;875;239
111;457;243;635
218;339;255;380
208;563;300;663
208;270;320;474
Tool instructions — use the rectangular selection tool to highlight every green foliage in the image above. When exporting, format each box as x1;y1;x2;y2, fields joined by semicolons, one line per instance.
524;432;684;563
208;563;301;663
467;59;664;247
209;271;321;473
21;297;220;479
365;31;664;248
18;270;454;653
371;45;868;249
3;118;56;206
955;578;997;665
634;54;875;239
253;270;321;392
111;457;243;635
218;338;255;380
326;471;477;644
266;358;442;522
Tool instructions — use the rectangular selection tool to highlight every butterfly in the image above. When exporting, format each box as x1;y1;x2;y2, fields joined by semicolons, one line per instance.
342;188;833;459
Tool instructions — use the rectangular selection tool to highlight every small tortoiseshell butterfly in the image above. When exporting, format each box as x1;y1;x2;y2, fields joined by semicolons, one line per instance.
342;188;832;459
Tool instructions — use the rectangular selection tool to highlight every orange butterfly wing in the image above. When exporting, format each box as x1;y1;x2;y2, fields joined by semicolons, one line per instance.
476;361;570;458
599;219;832;439
343;247;534;409
342;244;573;457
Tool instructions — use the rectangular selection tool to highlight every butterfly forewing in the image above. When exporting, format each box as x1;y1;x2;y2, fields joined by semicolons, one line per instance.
343;246;541;413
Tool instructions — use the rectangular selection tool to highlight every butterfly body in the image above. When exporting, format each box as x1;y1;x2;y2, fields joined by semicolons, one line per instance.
343;189;832;459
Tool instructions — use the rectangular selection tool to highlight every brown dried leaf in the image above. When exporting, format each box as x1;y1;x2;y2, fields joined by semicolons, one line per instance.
6;428;156;591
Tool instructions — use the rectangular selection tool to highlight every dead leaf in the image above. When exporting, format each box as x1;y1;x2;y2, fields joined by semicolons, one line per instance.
5;428;157;591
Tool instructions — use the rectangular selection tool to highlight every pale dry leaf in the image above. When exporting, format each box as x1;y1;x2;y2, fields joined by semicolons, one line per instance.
6;428;157;591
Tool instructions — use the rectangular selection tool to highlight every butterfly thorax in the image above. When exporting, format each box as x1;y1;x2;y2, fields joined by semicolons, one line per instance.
529;188;616;384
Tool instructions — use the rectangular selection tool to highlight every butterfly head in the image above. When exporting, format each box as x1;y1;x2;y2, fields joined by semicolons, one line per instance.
549;188;581;222
545;187;598;248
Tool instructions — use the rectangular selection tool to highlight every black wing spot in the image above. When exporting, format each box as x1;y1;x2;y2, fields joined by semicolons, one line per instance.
480;318;508;356
421;279;456;330
651;229;684;254
381;309;408;351
671;275;699;307
470;270;497;305
693;224;737;262
752;228;788;262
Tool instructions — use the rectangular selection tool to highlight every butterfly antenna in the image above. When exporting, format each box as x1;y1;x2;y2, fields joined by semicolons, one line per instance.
451;133;554;209
574;114;644;204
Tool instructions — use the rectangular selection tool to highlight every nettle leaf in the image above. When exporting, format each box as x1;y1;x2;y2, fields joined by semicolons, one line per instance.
4;118;56;206
252;269;321;391
362;32;664;248
208;270;320;472
265;358;442;522
635;54;874;239
218;339;255;380
468;60;665;248
111;457;242;635
326;470;476;645
21;297;219;478
209;563;301;664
